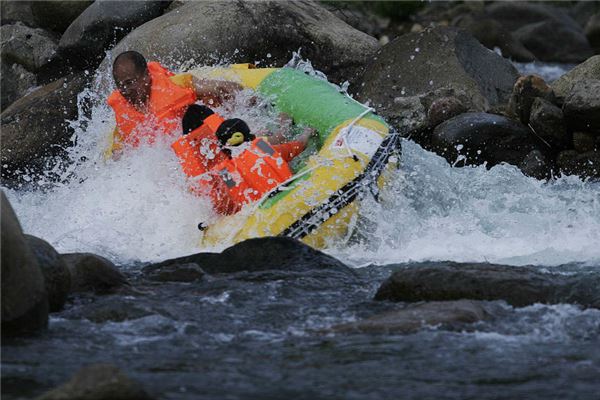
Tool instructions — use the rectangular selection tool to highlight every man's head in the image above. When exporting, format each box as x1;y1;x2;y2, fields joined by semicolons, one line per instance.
216;118;254;147
182;104;215;135
112;51;151;107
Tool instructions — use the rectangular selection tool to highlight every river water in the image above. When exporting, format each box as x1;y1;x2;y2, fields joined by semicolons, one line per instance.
2;61;600;399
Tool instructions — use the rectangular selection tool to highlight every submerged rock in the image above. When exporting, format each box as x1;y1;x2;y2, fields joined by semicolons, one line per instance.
431;112;539;168
330;300;490;334
143;263;205;283
0;71;90;188
25;235;71;313
58;1;171;71
375;262;600;309
36;363;153;400
60;253;128;294
104;0;378;84
1;1;36;27
355;26;518;131
518;149;551;180
1;191;48;336
551;55;600;101
150;237;355;278
556;150;600;179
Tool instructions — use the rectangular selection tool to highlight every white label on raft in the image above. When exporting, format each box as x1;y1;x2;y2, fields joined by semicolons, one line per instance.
331;126;383;157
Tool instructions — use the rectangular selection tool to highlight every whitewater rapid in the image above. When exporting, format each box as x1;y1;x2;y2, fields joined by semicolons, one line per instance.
4;61;600;267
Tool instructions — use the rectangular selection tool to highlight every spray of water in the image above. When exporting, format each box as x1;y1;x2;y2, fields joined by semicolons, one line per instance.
3;58;599;267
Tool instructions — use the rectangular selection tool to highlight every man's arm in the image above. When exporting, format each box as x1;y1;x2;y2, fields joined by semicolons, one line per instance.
192;77;243;107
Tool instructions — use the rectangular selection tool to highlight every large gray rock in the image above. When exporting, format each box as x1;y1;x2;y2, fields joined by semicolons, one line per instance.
36;364;153;400
60;253;128;294
58;1;172;71
0;23;58;72
0;72;90;188
331;300;490;334
104;0;379;84
431;112;540;168
25;235;71;312
586;13;600;54
30;1;93;34
551;55;600;101
375;262;600;309
486;2;593;63
1;191;48;336
1;60;36;110
355;27;519;130
563;79;600;134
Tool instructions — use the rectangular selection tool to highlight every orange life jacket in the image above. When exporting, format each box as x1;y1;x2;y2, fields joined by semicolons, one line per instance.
213;138;293;212
171;113;229;177
107;62;197;147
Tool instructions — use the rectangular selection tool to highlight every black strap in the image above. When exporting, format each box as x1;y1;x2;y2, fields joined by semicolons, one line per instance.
280;128;409;240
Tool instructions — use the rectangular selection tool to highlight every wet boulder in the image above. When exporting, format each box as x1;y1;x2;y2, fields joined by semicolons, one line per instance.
551;56;600;102
154;237;350;273
25;235;71;312
431;112;539;168
104;0;378;85
58;1;172;72
330;300;491;334
355;27;519;131
507;74;556;125
557;150;600;179
1;60;36;110
0;23;58;73
528;97;569;150
61;298;152;324
36;363;154;400
30;1;93;34
426;96;467;128
563;79;600;135
0;71;90;188
1;191;48;336
485;2;593;63
452;14;535;62
586;13;600;54
60;253;128;294
518;149;551;180
375;262;600;309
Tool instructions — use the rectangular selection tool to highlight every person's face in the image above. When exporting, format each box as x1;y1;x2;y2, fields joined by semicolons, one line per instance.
113;62;151;107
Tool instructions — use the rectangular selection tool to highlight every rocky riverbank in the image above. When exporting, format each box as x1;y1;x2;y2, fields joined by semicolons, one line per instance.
1;0;599;186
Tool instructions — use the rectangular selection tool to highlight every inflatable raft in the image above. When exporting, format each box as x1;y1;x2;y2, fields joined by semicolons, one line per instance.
189;64;401;249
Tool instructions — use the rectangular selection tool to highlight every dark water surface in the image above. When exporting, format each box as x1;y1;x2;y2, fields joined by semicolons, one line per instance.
2;263;600;400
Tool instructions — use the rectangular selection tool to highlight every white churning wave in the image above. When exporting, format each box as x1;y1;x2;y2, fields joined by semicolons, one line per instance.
3;61;599;267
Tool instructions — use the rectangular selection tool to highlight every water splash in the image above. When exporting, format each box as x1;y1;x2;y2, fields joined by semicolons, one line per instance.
3;58;600;267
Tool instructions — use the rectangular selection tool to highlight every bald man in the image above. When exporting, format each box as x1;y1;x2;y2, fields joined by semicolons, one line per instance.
107;51;241;153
